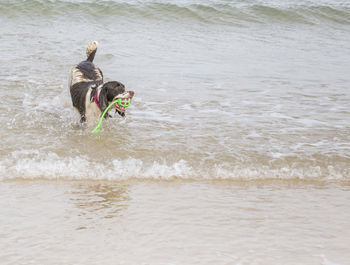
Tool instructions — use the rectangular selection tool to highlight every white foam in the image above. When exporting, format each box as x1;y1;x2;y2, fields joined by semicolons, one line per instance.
0;150;194;181
1;150;349;181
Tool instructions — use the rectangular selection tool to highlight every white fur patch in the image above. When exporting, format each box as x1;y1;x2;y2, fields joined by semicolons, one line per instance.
85;85;103;122
68;66;102;88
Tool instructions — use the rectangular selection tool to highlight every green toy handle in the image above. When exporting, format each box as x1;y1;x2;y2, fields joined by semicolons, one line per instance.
92;99;119;134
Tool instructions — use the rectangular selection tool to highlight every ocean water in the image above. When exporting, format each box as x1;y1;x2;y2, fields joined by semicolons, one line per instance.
0;0;350;264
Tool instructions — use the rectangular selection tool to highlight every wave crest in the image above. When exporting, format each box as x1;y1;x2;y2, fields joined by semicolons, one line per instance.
1;150;349;181
1;0;350;25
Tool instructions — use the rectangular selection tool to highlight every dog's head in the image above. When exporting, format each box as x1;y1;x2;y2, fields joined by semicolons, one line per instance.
99;81;134;117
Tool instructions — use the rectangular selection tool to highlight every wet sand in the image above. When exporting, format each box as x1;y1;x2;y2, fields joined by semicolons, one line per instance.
1;180;350;265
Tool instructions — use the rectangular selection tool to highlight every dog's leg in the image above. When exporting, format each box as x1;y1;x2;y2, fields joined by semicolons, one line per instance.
78;106;86;123
80;115;86;123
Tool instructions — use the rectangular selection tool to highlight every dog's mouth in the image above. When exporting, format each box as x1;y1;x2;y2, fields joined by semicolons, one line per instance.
115;104;126;113
112;90;134;116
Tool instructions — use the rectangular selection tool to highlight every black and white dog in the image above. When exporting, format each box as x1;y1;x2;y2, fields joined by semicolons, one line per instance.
69;41;134;122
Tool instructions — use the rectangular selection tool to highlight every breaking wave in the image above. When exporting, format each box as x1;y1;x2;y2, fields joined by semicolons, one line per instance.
1;0;350;25
1;149;349;181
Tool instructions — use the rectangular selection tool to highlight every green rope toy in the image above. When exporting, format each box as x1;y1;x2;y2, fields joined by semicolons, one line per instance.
93;98;131;134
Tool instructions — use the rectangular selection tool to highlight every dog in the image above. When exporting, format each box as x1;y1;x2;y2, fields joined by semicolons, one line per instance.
68;41;134;122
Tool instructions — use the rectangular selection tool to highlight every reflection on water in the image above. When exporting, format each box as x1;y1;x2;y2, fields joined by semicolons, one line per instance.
70;182;130;223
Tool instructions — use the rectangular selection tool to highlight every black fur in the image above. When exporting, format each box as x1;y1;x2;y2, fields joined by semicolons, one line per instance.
77;61;103;81
70;81;91;122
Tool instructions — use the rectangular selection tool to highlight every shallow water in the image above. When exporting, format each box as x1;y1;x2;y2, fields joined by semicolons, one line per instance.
1;0;349;181
0;0;350;264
